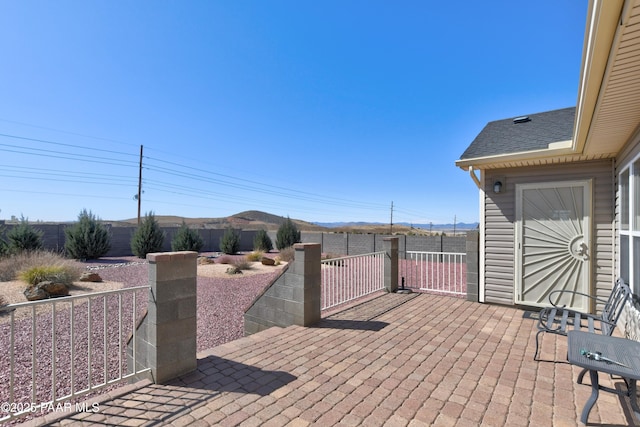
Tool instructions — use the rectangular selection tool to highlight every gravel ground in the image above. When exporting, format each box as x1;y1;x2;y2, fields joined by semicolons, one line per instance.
0;258;282;424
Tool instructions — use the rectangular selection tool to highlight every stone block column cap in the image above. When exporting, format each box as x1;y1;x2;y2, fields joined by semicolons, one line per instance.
293;243;321;250
147;251;198;263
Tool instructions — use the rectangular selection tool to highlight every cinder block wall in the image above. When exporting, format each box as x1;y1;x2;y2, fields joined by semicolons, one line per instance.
244;243;321;335
2;223;467;257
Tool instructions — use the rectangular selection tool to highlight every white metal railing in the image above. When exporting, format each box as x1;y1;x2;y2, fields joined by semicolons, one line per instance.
401;251;467;296
0;286;150;422
321;251;385;311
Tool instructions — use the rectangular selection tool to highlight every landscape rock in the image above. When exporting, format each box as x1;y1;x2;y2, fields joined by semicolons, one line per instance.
24;286;49;301
261;257;275;266
24;281;70;301
80;272;103;282
37;281;70;297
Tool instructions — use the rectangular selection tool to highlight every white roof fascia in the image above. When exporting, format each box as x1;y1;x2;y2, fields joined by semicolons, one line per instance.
572;0;625;154
455;140;575;170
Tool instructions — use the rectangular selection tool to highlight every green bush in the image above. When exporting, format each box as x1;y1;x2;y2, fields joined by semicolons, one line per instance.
0;250;81;282
171;222;204;252
64;209;111;260
220;227;241;254
131;212;166;258
253;229;273;252
276;217;300;250
7;216;43;253
19;265;80;286
246;251;263;262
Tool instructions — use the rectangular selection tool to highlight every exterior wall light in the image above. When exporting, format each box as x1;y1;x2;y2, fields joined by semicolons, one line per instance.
493;178;505;194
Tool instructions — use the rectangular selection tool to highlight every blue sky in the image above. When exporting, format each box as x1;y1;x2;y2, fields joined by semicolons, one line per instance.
0;1;587;225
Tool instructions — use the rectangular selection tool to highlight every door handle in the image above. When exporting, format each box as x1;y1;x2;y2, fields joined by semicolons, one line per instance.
576;242;588;259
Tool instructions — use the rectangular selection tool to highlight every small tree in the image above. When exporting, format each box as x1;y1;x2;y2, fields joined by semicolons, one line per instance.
7;216;43;253
276;216;300;250
253;229;273;252
0;225;8;257
131;212;166;258
64;209;111;260
171;221;204;252
220;227;240;255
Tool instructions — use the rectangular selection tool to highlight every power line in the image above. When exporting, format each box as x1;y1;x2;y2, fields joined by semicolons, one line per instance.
0;129;416;221
0;145;138;168
0;132;138;158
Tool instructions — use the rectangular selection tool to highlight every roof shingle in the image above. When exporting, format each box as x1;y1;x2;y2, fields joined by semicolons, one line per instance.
459;106;576;160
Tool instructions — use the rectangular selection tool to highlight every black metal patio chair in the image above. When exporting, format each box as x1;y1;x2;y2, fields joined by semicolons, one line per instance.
534;278;632;361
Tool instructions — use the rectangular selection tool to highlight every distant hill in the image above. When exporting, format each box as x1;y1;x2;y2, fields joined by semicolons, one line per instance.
314;221;479;231
113;210;327;231
110;211;477;234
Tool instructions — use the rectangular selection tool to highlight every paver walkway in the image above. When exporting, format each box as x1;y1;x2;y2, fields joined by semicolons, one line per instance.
18;293;640;426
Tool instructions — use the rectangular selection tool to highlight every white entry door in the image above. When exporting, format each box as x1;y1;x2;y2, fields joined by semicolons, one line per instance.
515;180;592;311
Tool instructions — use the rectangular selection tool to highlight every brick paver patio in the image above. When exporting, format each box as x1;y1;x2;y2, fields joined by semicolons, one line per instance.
18;293;640;426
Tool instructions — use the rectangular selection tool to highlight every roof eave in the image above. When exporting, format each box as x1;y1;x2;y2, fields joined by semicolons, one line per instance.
455;141;576;171
572;0;625;154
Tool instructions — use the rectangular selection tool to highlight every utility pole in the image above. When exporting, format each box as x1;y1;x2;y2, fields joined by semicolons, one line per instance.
137;145;143;225
390;201;394;234
453;214;457;236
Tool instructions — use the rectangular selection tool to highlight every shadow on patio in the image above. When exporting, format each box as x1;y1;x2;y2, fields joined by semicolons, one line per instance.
19;293;640;426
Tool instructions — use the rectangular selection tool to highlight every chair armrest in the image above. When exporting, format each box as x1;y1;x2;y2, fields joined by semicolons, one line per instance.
548;289;607;308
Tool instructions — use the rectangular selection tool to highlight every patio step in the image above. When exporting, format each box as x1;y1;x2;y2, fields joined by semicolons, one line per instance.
197;326;288;359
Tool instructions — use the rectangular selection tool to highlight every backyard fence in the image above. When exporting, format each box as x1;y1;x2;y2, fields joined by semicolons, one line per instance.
321;251;385;311
400;251;467;297
0;286;150;423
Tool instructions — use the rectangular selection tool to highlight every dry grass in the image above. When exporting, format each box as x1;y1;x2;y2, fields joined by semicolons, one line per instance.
232;258;253;271
277;247;295;263
245;251;264;262
0;250;82;282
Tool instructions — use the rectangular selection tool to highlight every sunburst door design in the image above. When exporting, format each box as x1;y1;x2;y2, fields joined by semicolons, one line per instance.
515;181;592;311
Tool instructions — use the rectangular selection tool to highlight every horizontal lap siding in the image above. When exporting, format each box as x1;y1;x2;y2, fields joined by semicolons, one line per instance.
483;160;614;306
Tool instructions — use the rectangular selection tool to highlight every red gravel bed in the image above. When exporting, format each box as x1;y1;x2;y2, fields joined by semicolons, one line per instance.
0;261;279;424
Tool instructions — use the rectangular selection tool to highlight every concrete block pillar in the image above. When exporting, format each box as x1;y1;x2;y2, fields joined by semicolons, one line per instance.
383;237;399;293
292;243;322;325
129;251;198;384
466;231;479;303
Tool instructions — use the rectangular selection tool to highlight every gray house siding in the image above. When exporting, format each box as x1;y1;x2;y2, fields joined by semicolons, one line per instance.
483;160;614;307
614;131;640;286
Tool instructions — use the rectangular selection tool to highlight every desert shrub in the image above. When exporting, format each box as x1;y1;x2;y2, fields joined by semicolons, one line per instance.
0;225;8;258
233;258;253;271
64;209;111;260
0;250;82;282
7;216;43;254
19;265;80;286
245;251;263;262
253;229;273;252
220;227;241;255
277;246;295;263
171;222;204;252
131;212;166;258
276;217;300;250
217;255;233;264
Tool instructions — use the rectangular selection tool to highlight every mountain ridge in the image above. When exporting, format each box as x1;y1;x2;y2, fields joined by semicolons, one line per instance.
105;210;478;233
